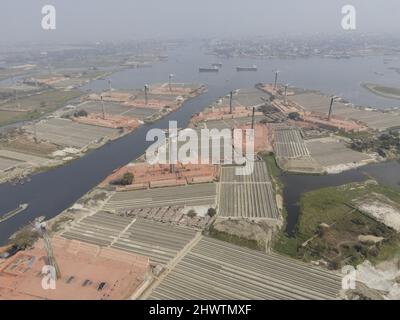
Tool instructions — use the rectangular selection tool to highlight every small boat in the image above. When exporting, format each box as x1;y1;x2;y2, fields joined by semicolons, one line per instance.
199;66;219;72
236;65;257;71
0;203;29;223
212;63;222;68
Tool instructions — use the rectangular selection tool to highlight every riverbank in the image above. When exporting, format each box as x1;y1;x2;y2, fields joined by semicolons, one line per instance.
273;179;400;270
362;82;400;101
0;82;206;185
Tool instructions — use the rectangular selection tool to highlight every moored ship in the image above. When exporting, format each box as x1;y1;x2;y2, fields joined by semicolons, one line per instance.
199;66;219;72
0;203;29;223
236;65;257;71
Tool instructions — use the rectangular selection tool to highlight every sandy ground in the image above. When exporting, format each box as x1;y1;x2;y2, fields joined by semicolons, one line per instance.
324;161;369;174
354;260;400;300
357;200;400;232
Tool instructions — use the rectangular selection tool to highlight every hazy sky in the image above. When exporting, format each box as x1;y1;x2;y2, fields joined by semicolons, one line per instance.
1;0;399;43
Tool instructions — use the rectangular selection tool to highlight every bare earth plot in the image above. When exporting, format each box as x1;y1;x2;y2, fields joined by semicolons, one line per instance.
148;237;342;300
103;183;216;212
290;92;400;131
61;211;198;266
212;88;269;111
198;115;265;130
25;118;119;148
306;138;373;173
0;149;51;174
0;156;22;171
78;101;133;116
78;101;158;120
218;162;279;219
0;149;48;165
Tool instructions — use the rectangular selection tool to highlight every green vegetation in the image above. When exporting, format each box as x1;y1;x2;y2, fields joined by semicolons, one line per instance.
10;228;40;249
207;207;216;217
273;233;300;257
73;109;88;117
338;130;374;141
209;223;265;251
288;112;301;121
350;130;400;158
187;209;197;218
273;181;400;269
362;82;400;100
111;172;135;186
262;153;282;181
50;215;74;233
121;172;134;185
0;89;82;126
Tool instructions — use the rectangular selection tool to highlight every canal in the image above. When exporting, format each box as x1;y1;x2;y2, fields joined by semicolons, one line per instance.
281;160;400;236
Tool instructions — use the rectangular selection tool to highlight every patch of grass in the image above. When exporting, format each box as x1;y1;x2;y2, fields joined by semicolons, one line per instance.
10;228;39;249
208;223;265;251
273;233;301;257
337;130;374;141
362;82;400;99
261;152;284;195
262;153;281;180
50;215;74;233
273;180;400;268
0;89;82;126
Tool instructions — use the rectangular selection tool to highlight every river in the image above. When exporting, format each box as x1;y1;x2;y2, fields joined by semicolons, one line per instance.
1;43;400;245
281;161;400;236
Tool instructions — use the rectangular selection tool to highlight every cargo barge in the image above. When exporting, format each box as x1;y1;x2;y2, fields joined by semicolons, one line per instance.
0;203;28;223
199;66;219;72
236;65;257;71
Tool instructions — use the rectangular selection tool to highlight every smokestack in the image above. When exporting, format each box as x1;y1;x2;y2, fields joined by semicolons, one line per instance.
169;74;174;92
12;75;20;108
144;84;149;105
108;80;112;92
229;91;233;114
15;89;20;108
101;95;105;119
328;97;334;121
274;71;279;89
284;84;288;106
33;122;38;144
251;107;255;129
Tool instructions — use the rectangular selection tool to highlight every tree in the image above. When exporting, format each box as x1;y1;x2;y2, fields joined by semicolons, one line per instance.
120;172;134;185
288;112;301;121
207;208;216;217
73;109;88;117
11;229;39;249
187;209;197;218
